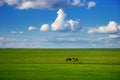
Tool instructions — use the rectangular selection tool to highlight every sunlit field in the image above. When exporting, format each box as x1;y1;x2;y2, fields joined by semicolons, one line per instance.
0;49;120;80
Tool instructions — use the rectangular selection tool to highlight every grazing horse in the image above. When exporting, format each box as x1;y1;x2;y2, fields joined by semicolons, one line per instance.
66;58;72;61
72;57;78;62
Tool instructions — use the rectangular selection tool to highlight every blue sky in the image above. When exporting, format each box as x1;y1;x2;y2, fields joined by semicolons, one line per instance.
0;0;120;48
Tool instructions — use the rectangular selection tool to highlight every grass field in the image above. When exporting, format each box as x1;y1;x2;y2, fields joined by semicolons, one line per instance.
0;49;120;80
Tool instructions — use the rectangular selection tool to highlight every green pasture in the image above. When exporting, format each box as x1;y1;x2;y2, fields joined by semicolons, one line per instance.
0;49;120;80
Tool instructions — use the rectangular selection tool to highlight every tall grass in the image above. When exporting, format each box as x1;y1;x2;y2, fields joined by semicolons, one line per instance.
0;49;120;80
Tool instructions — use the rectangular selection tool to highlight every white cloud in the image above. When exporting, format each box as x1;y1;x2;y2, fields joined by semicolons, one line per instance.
1;0;95;10
88;21;120;34
72;0;81;6
18;1;34;9
11;31;17;34
28;26;37;31
40;24;50;32
88;28;96;34
51;9;81;32
19;31;23;34
98;21;118;33
72;0;85;7
28;9;81;32
17;0;51;10
88;1;96;9
11;31;23;34
51;9;67;31
67;19;81;31
108;35;119;39
98;37;105;40
17;0;70;10
2;0;70;9
4;0;19;5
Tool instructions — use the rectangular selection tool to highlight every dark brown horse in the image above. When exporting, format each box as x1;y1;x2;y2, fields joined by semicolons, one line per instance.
66;58;72;61
72;57;78;62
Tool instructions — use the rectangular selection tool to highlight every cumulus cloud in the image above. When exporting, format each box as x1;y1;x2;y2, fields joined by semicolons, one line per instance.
72;0;81;6
40;24;50;32
51;9;67;31
98;21;118;33
68;19;81;31
108;35;120;39
27;9;81;32
1;0;69;9
28;26;37;31
1;0;95;10
18;0;71;10
88;21;120;34
50;9;81;32
88;28;96;34
88;1;96;9
72;0;86;6
4;0;19;5
18;1;34;9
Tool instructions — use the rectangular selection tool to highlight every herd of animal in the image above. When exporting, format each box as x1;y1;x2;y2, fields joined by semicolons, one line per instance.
66;57;78;62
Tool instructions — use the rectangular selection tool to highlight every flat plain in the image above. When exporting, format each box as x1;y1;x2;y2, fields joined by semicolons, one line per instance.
0;49;120;80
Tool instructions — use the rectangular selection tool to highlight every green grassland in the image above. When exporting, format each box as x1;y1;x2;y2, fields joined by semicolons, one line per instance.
0;49;120;80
